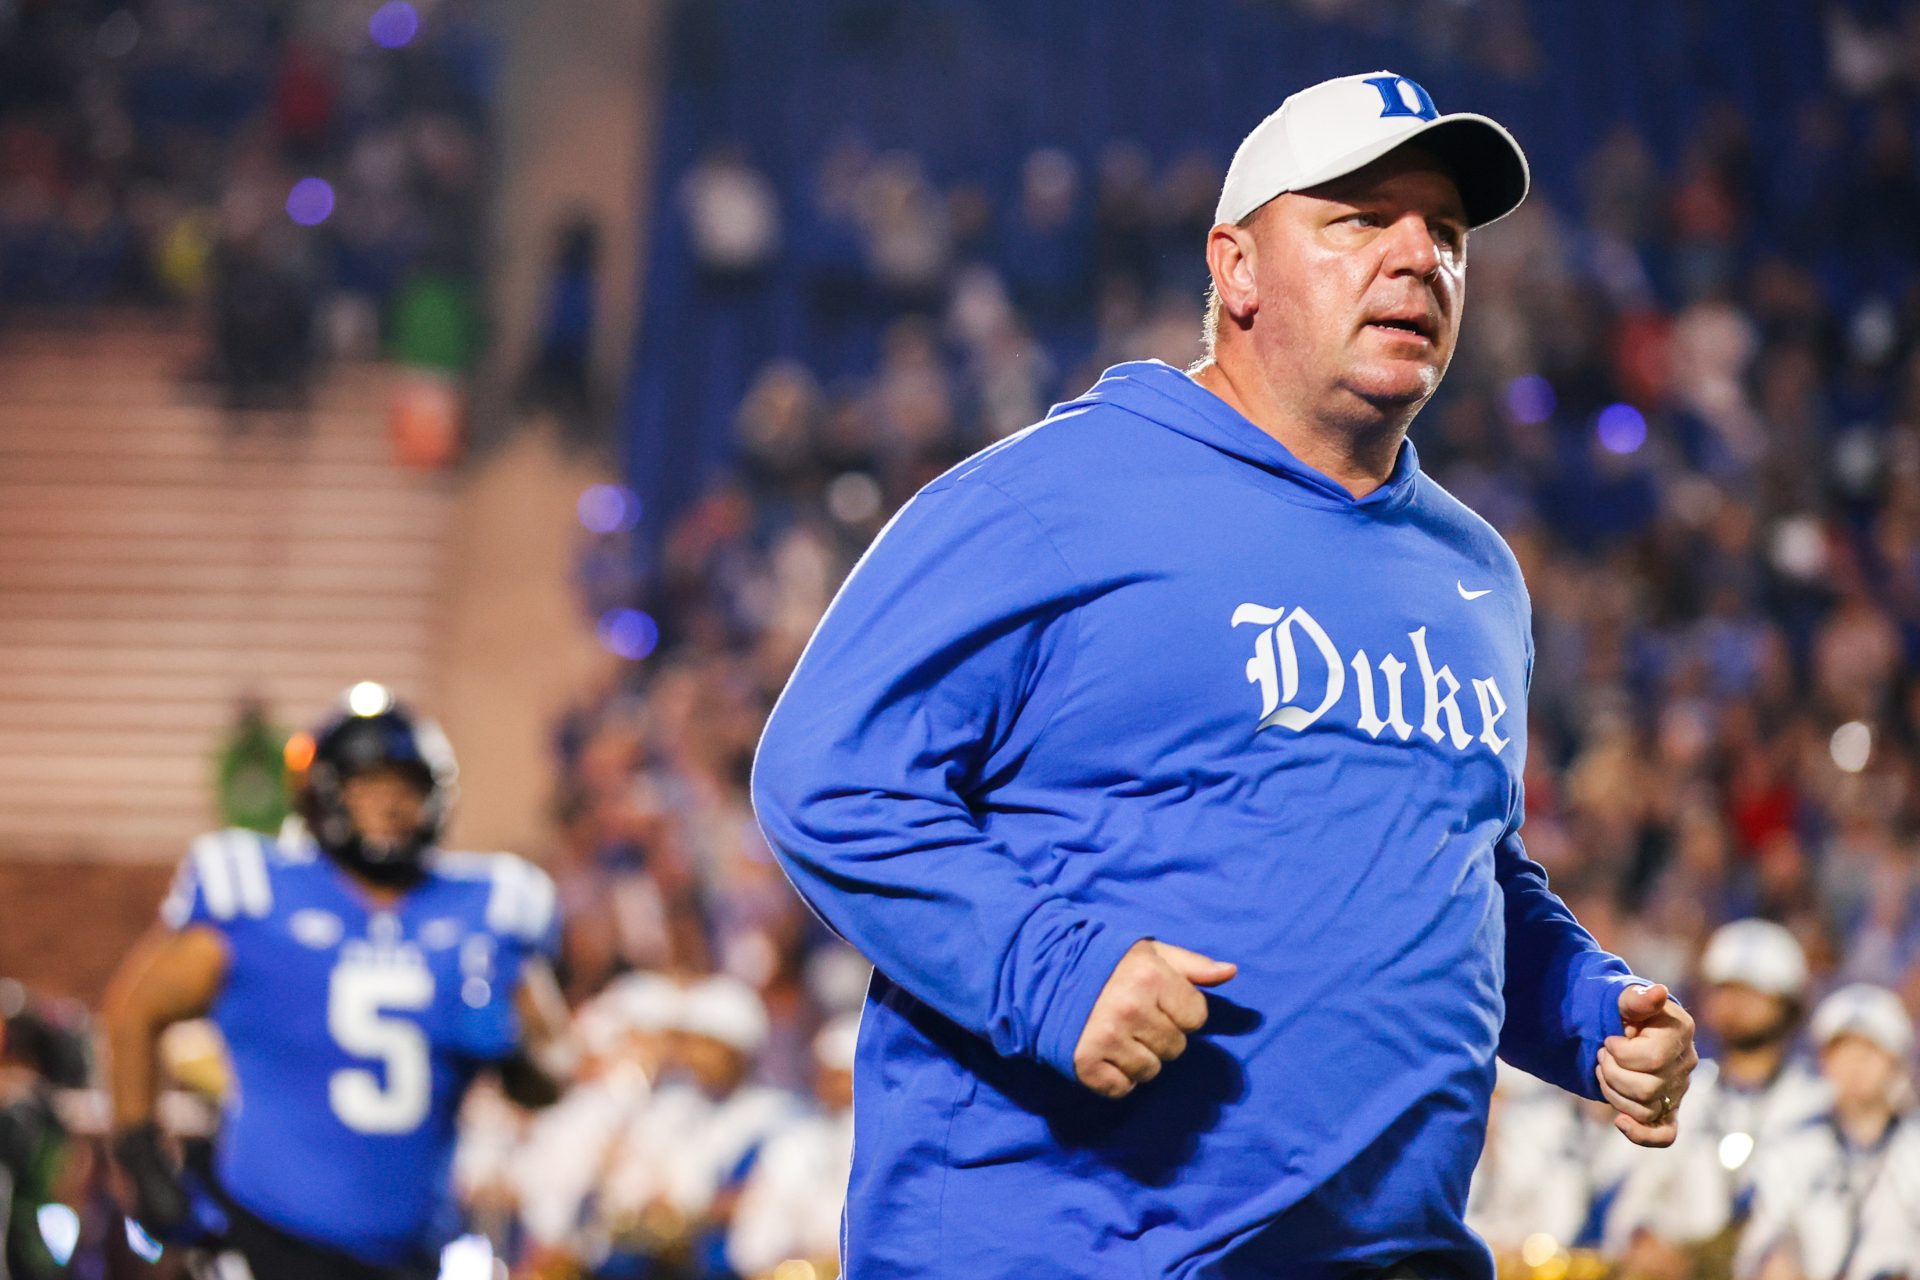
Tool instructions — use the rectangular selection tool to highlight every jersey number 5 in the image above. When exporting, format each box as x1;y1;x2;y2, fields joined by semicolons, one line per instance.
327;960;434;1134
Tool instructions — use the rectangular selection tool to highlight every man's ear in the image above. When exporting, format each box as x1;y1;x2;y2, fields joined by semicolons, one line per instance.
1206;220;1259;325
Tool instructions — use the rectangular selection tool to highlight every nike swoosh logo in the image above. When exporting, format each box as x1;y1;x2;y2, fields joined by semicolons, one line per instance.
1457;582;1492;601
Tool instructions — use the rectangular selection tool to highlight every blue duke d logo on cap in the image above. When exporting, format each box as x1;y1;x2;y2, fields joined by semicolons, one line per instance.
1362;75;1439;121
1214;70;1530;229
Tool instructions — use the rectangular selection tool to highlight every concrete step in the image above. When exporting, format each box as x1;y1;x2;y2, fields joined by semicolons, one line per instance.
0;454;440;490
0;812;210;853
2;645;428;677
0;696;365;733
0;615;431;648
0;725;248;756
0;669;426;706
4;414;401;459
0;559;441;596
0;482;449;517
0;777;224;809
0;385;393;416
0;819;204;847
0;505;446;541
0;318;200;354
0;753;210;787
0;832;202;859
0;533;442;567
0;351;194;379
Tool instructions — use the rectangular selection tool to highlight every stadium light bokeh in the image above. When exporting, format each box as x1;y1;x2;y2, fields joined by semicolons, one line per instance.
286;177;336;226
1595;403;1647;455
370;2;421;49
578;484;642;534
597;608;660;661
1504;375;1555;426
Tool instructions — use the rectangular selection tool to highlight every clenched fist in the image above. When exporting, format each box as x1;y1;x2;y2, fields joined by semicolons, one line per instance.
1596;982;1698;1148
1073;939;1237;1098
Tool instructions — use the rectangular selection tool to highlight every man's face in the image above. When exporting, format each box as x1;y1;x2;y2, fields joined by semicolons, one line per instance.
1819;1033;1904;1110
1239;147;1467;419
1702;981;1795;1051
815;1063;854;1111
340;767;429;849
677;1031;749;1097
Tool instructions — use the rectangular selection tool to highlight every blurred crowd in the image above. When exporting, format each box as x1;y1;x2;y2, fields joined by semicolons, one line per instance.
454;973;856;1280
549;5;1920;1279
591;2;1920;1029
0;0;493;405
1470;922;1920;1279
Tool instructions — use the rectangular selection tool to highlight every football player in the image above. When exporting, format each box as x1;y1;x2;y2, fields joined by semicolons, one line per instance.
103;684;572;1280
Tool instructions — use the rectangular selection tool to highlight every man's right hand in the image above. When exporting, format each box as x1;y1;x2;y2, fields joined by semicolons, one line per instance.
1072;939;1237;1098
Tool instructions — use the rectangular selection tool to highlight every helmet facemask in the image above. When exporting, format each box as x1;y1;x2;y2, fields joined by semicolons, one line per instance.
299;701;458;889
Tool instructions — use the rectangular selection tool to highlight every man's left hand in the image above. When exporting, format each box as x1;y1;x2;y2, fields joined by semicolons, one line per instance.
1596;983;1697;1147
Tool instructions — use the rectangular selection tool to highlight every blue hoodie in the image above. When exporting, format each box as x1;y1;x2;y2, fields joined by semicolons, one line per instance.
751;361;1646;1278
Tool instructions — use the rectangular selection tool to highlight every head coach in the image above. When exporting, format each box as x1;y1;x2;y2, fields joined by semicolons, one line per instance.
751;71;1698;1279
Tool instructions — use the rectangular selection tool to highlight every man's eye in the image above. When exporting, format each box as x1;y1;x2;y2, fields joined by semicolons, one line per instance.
1346;212;1382;228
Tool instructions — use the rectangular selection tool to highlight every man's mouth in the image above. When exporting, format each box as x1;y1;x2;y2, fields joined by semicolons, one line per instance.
1364;315;1436;344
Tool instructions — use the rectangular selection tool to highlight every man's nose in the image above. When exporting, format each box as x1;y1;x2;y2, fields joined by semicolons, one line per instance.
1380;212;1442;279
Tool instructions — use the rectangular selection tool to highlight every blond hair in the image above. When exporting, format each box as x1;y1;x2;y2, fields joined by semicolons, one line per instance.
1200;281;1223;362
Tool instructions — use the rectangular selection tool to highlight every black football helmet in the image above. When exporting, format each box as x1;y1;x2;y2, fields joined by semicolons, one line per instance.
299;684;457;887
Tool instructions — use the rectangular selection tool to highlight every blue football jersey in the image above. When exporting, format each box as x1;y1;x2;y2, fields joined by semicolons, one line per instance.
160;828;561;1266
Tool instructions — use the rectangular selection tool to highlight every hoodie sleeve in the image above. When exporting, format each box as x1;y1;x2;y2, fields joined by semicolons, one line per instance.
1494;643;1650;1099
1494;828;1648;1099
750;471;1140;1082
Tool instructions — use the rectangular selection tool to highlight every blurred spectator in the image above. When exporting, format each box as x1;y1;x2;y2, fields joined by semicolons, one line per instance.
681;147;780;285
999;146;1090;323
514;973;675;1269
213;695;289;836
725;1014;856;1280
1467;1063;1594;1268
208;221;317;410
520;215;604;431
1600;921;1828;1269
0;983;89;1280
390;251;482;378
599;975;794;1279
1735;984;1920;1279
858;152;949;310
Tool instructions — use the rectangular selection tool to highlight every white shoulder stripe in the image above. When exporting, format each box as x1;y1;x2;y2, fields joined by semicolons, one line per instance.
159;859;195;929
521;863;556;941
190;833;238;920
483;856;522;936
480;854;556;942
431;850;488;878
224;829;273;918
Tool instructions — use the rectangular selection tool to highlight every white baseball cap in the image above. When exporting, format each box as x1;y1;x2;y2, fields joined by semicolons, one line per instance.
611;970;683;1032
676;974;770;1056
1215;71;1530;229
570;971;683;1058
1811;983;1914;1060
1701;919;1810;999
812;1012;860;1073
